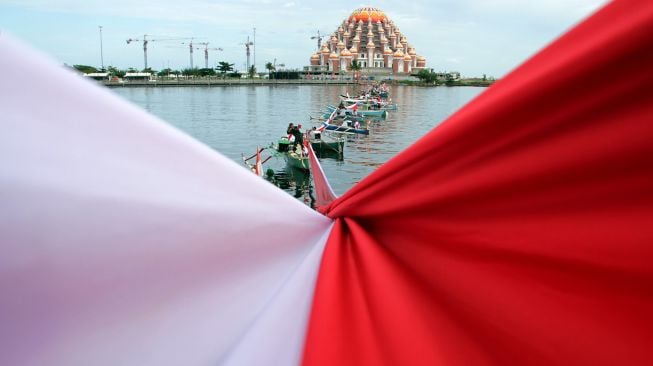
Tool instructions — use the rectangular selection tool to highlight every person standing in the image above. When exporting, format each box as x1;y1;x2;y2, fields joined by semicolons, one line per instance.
292;124;304;153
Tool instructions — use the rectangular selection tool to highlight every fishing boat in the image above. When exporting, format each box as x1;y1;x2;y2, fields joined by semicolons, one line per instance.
277;137;310;172
326;105;388;118
319;113;365;122
286;150;310;171
241;146;271;177
323;124;369;135
339;96;398;110
280;134;344;156
307;130;345;158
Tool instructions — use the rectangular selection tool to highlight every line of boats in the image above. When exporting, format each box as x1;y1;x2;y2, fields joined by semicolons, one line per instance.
243;84;395;177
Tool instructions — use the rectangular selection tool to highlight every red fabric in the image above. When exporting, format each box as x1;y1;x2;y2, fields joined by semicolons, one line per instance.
303;1;653;365
307;143;337;207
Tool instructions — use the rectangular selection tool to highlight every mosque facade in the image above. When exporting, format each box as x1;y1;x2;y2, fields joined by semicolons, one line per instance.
308;7;427;74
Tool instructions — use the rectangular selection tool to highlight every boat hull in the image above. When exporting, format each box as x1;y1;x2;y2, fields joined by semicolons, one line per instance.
324;124;369;135
285;151;310;172
326;105;388;118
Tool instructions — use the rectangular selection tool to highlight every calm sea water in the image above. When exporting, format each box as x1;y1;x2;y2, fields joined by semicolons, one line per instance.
111;85;485;206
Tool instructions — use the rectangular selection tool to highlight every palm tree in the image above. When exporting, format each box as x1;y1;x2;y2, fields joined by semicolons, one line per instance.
265;62;275;79
350;60;362;82
216;61;234;79
248;65;257;79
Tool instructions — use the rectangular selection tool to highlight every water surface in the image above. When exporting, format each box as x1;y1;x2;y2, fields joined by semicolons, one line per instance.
111;85;485;205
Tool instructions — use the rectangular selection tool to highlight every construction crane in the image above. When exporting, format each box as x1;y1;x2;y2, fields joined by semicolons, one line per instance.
126;35;192;69
180;39;197;69
310;31;324;51
240;36;254;72
194;42;223;69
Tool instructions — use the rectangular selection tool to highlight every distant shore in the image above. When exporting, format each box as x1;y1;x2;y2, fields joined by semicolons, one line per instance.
101;79;494;88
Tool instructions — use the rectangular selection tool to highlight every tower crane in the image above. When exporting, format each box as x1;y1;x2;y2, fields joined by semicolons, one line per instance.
126;35;192;70
194;42;223;68
180;39;197;69
310;31;324;51
240;36;254;72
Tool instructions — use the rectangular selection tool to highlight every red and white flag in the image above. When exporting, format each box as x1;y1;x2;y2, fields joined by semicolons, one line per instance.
3;2;653;364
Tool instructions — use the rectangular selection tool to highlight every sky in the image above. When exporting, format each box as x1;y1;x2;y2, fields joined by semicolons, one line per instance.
0;0;608;77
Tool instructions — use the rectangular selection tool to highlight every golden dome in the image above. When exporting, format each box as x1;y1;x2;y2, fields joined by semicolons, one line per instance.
408;47;417;55
366;39;375;48
349;7;387;23
403;53;412;61
311;53;320;60
393;49;404;57
341;49;352;57
383;48;393;54
338;40;345;48
321;44;330;54
417;55;426;61
329;52;339;60
344;30;350;37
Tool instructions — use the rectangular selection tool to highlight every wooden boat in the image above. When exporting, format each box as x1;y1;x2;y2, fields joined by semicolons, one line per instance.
339;96;398;110
326;105;388;118
281;134;345;155
320;113;365;122
277;137;310;172
241;146;271;177
286;150;310;171
307;131;345;157
322;123;369;135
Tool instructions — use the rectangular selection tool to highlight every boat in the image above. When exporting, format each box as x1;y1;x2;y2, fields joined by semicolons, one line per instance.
339;96;398;110
319;113;365;122
286;150;310;171
321;121;369;135
307;130;345;158
326;105;388;118
241;146;271;177
277;137;310;172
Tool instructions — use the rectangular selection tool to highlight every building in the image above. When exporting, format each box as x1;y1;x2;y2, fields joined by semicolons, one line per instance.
307;7;427;75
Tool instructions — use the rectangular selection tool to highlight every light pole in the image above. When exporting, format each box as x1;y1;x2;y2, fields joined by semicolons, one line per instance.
98;26;104;71
253;27;256;74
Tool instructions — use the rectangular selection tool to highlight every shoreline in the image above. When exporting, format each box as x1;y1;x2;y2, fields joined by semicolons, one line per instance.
101;79;493;88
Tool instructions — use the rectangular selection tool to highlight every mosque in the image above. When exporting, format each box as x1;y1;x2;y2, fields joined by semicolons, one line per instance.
307;7;427;75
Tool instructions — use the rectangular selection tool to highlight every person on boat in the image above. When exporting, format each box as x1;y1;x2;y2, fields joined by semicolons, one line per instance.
286;123;295;142
337;103;347;117
311;126;322;140
292;124;304;153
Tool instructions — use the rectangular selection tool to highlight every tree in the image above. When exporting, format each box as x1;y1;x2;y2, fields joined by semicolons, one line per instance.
216;61;234;79
197;68;216;77
73;65;98;74
248;65;257;79
350;60;362;81
158;68;172;77
265;62;275;79
107;66;125;78
416;69;438;84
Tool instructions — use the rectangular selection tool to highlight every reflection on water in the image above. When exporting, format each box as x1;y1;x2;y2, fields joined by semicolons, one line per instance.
111;85;485;203
266;167;315;209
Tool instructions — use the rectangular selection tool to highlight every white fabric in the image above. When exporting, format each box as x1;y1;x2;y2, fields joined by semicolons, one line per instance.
0;33;332;366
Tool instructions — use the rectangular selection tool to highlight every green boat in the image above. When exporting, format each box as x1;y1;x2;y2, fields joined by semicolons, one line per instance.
326;105;388;118
286;150;310;171
278;137;310;172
